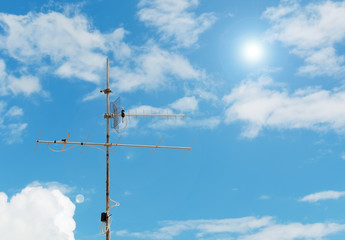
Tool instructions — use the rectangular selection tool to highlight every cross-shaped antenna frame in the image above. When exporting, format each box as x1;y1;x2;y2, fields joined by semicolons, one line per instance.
35;58;194;240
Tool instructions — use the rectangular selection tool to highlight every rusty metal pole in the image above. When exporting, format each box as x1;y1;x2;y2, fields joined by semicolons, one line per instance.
105;58;110;240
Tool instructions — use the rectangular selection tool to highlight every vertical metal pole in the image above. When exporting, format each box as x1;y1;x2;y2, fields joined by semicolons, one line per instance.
106;58;110;240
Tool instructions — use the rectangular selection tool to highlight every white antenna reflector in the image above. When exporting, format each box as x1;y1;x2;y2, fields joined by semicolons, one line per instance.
110;97;121;131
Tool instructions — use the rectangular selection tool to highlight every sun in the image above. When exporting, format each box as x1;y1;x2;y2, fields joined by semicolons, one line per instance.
243;41;264;62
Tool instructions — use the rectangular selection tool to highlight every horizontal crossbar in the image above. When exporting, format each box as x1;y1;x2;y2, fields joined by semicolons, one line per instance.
37;140;191;150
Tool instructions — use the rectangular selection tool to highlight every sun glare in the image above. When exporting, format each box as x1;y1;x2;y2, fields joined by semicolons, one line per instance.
243;42;263;62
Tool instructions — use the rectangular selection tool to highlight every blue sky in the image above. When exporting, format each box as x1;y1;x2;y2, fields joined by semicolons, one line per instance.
1;0;345;239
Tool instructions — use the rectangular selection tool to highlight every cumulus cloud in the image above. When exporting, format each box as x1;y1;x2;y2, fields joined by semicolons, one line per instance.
0;183;76;240
263;0;345;76
300;190;345;202
223;76;345;138
116;217;345;240
137;0;216;47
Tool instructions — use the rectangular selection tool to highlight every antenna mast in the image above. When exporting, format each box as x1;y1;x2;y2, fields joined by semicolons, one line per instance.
105;58;111;239
35;58;194;240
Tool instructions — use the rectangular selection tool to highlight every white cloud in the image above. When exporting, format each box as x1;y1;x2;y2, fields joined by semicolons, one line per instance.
137;0;216;47
259;195;270;200
0;58;6;82
0;58;42;96
193;88;219;102
0;101;27;144
127;103;220;130
264;0;345;76
0;62;29;143
170;96;198;112
123;190;132;196
28;181;75;195
82;88;102;102
4;123;28;144
5;106;23;117
116;217;345;240
0;11;129;83
117;217;273;239
0;183;76;240
297;47;345;76
148;116;221;130
110;44;203;92
241;222;345;240
1;9;204;96
7;75;42;96
300;190;345;202
223;76;345;138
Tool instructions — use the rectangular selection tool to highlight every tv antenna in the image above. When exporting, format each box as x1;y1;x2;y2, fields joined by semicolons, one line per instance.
35;58;195;240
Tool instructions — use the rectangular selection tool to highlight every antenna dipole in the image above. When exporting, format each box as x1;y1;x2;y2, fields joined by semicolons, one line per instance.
35;58;194;240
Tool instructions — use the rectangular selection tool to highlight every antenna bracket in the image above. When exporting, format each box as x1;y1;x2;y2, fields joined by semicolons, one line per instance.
104;113;112;119
102;88;112;94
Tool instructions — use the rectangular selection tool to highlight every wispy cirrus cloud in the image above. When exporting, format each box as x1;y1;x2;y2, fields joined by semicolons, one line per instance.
116;217;345;240
300;190;345;203
137;0;216;47
223;76;345;138
263;0;345;76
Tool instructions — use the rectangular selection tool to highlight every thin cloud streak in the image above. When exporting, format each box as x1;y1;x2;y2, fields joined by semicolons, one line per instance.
116;217;345;240
117;217;273;239
300;190;345;202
